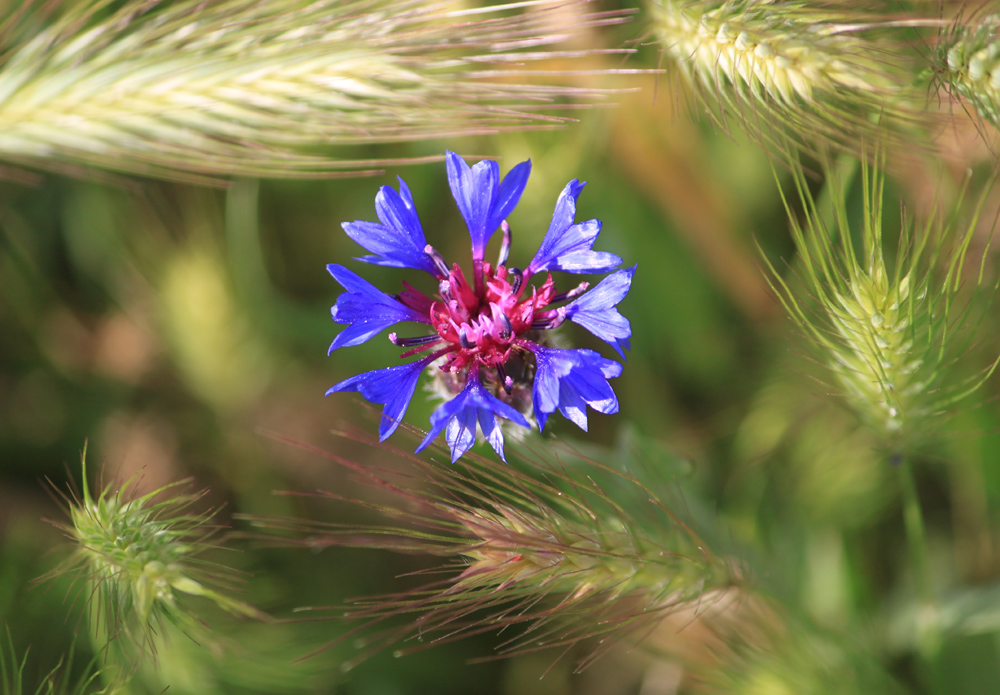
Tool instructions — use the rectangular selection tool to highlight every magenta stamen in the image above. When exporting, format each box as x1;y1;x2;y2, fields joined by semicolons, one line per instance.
439;281;454;304
531;308;566;331
497;363;513;395
459;328;474;350
399;341;443;359
498;313;512;341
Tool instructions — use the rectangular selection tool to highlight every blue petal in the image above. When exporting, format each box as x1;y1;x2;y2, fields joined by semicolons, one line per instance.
552;376;590;430
446;151;530;261
547;179;586;236
341;177;438;275
565;266;636;357
487;159;531;240
478;408;508;462
531;346;623;432
327;356;434;441
445;407;478;463
527;180;621;275
416;369;530;463
327;264;429;353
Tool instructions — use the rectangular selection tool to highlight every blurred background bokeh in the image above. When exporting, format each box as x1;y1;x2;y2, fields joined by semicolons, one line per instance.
5;1;1000;693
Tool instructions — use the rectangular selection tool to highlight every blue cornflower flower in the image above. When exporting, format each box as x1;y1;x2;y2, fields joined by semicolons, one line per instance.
328;151;634;462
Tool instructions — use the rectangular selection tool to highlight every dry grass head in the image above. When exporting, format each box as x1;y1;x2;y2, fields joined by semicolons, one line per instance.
649;0;925;160
249;428;735;673
0;0;631;184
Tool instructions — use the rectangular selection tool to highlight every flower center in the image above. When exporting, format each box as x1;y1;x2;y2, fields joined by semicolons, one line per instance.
430;262;555;372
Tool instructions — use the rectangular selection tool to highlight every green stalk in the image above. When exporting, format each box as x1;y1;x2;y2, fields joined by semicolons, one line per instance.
896;456;939;656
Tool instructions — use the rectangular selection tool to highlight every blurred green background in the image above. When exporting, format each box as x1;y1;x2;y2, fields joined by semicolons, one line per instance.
4;2;1000;693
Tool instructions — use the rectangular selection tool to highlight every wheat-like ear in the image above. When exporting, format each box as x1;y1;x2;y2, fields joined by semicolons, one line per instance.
649;0;922;159
41;443;264;678
0;0;629;184
761;153;1000;453
934;9;1000;133
247;430;733;673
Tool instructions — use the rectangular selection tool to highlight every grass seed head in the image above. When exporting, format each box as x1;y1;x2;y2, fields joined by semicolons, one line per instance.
649;0;918;158
935;12;1000;130
0;0;629;183
253;432;734;671
49;444;262;671
763;156;999;453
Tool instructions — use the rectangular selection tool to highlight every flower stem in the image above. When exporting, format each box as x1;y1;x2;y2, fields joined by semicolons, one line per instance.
896;455;939;656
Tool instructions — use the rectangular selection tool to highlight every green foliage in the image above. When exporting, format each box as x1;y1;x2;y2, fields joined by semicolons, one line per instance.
701;609;907;695
0;630;106;695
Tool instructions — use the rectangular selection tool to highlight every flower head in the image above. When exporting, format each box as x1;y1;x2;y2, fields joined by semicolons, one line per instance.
328;153;633;461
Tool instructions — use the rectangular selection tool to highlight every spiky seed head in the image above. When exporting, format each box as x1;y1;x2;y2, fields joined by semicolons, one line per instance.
649;0;916;158
448;503;716;606
49;443;262;668
251;433;733;671
762;157;998;453
935;13;1000;130
0;0;629;183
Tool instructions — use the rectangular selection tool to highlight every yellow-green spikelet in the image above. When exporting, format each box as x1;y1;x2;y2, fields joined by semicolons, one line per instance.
827;257;926;440
654;0;881;104
649;0;909;156
59;445;261;664
939;14;1000;128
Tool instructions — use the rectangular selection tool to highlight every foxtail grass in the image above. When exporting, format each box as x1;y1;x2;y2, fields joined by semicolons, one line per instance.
934;10;1000;132
250;430;734;672
649;0;920;159
762;154;999;454
44;444;263;678
0;0;630;184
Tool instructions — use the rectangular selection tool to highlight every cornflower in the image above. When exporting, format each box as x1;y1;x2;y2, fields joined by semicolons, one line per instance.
326;152;635;462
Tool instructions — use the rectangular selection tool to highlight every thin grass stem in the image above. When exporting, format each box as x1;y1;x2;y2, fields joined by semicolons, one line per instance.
896;455;941;658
